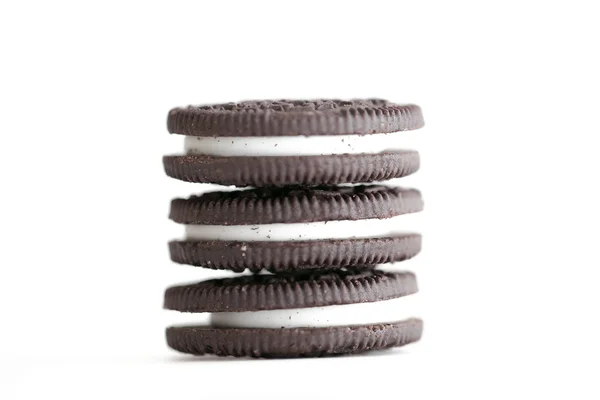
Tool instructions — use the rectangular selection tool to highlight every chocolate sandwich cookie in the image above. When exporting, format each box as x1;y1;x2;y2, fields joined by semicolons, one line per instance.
165;269;422;358
169;185;423;272
164;99;424;187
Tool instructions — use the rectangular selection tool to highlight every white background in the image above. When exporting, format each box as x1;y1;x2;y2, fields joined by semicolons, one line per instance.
1;0;599;398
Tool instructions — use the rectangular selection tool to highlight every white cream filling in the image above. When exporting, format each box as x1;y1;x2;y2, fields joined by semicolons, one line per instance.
210;295;419;328
185;213;420;242
184;131;418;157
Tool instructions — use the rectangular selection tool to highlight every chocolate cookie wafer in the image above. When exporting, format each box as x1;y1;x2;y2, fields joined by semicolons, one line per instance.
169;185;423;272
165;269;422;358
164;99;424;187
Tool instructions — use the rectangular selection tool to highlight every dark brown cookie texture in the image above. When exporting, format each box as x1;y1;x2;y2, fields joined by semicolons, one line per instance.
162;100;426;358
169;234;421;272
164;269;418;313
164;99;424;186
163;151;419;187
166;319;423;358
165;270;422;358
170;185;423;225
167;99;424;137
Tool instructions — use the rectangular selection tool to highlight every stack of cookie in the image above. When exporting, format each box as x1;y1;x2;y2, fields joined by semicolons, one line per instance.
163;99;424;358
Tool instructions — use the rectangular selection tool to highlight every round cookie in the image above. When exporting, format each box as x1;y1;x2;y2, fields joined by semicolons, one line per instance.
165;269;422;358
166;321;423;358
164;99;424;187
169;185;424;272
167;99;424;136
165;269;419;312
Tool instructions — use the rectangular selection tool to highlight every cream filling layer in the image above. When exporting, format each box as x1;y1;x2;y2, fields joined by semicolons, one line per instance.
185;213;420;242
210;295;419;328
184;131;418;157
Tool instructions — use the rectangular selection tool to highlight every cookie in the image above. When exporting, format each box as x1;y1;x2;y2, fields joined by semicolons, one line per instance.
169;185;423;272
167;99;424;136
165;270;422;358
164;99;424;186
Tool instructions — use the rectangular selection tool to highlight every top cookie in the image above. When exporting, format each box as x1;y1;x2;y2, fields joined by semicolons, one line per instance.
167;99;424;137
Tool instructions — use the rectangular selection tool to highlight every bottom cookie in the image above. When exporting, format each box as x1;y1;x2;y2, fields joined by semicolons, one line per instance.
166;318;423;358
